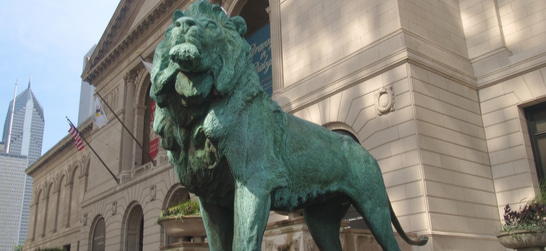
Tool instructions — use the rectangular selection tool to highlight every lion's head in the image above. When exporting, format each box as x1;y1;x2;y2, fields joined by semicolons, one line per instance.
150;0;262;190
150;0;251;108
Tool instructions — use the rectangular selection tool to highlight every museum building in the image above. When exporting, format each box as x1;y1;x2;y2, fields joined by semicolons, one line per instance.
25;0;546;250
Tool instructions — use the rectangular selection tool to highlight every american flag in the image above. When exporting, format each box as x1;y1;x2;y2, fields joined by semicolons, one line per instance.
68;123;85;151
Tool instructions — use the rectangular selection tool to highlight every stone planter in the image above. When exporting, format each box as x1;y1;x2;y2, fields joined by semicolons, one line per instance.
497;230;546;251
158;215;206;238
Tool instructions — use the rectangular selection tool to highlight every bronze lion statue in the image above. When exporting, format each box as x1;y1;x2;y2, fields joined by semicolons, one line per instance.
150;1;428;250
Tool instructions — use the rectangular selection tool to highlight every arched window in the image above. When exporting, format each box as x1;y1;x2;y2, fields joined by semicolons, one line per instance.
91;217;106;251
124;204;144;251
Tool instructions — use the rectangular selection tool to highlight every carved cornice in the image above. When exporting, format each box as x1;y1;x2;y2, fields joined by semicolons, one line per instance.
83;0;179;83
89;0;134;72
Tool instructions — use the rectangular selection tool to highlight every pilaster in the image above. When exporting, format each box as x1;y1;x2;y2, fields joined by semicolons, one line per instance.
268;0;284;92
120;70;138;175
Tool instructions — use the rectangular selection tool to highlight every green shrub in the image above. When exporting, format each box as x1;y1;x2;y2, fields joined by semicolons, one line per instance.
159;199;200;220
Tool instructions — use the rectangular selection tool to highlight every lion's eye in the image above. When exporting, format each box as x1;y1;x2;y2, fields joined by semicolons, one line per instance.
205;21;217;29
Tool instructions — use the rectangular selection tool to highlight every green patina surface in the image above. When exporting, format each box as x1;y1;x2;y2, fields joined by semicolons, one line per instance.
149;1;428;250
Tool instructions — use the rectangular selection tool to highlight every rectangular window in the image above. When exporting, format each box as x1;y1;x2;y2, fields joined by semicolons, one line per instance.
525;102;546;182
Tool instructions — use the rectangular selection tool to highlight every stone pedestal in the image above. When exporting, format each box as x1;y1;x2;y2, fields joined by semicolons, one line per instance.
262;217;417;251
158;215;419;250
262;217;320;250
341;228;416;251
158;216;208;251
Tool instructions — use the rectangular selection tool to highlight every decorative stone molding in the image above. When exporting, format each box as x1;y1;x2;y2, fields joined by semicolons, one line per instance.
124;70;139;85
61;169;71;187
51;173;60;193
264;240;274;250
80;153;91;178
42;181;51;200
90;1;133;70
150;185;157;201
84;0;179;82
112;201;118;215
66;164;77;185
82;213;88;226
374;86;395;115
71;161;82;179
304;235;315;251
265;239;300;251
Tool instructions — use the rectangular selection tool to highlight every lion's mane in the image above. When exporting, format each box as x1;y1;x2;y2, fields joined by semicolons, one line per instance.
150;0;271;194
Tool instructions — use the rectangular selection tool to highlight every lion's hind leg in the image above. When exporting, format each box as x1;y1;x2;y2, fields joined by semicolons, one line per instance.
303;197;350;251
350;190;401;251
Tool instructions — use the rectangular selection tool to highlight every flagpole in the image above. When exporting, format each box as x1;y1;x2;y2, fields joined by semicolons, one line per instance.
67;117;120;184
94;91;156;166
137;51;153;73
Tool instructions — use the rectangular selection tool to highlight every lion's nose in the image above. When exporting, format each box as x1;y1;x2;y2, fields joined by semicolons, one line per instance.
175;17;196;33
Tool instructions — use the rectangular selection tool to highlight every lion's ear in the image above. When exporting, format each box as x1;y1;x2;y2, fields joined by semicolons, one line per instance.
172;9;184;23
230;16;247;37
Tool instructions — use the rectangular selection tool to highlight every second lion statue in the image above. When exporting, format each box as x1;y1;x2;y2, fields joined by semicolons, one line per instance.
150;1;428;250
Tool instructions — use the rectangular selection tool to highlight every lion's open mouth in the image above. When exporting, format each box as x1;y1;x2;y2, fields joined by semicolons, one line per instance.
152;38;220;108
170;43;203;72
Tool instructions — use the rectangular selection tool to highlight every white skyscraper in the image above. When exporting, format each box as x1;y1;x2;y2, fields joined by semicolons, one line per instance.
0;82;44;249
3;83;45;163
78;45;97;126
0;153;28;250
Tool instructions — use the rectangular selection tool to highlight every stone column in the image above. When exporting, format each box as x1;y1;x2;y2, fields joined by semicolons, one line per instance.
268;0;284;92
120;70;138;174
50;188;59;234
41;191;48;238
29;194;38;241
134;104;147;166
64;179;73;228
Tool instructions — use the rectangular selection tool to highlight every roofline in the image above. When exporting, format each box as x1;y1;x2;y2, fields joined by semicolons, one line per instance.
82;0;179;84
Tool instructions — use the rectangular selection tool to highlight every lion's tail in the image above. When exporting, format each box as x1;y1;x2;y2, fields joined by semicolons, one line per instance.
390;203;429;246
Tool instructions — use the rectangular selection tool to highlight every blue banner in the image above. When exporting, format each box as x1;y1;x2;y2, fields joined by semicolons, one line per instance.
246;23;272;96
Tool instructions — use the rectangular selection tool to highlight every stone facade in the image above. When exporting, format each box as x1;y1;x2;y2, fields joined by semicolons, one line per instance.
25;0;546;250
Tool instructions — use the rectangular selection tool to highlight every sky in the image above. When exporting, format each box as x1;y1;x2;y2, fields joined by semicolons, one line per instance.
0;1;120;154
